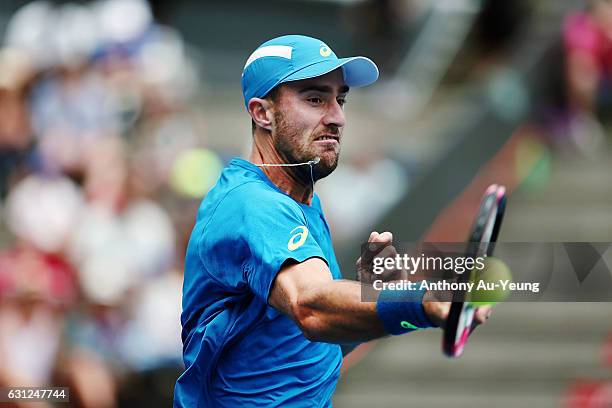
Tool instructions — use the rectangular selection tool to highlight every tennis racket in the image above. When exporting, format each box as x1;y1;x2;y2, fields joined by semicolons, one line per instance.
442;184;507;358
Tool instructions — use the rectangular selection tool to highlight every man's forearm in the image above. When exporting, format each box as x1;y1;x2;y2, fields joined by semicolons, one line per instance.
295;280;387;343
270;258;433;344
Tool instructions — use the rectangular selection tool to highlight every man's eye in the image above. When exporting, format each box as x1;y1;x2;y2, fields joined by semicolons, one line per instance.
308;97;323;104
337;98;346;107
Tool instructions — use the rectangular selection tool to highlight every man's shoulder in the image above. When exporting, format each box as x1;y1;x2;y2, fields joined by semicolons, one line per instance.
216;177;299;214
202;167;302;225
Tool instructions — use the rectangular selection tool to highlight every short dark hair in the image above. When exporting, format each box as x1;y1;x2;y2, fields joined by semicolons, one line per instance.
251;85;282;134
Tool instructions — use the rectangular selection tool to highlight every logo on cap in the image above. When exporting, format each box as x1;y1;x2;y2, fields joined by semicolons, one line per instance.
320;45;332;57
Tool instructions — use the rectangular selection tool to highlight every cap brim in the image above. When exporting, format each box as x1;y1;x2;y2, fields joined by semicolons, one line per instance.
281;56;379;88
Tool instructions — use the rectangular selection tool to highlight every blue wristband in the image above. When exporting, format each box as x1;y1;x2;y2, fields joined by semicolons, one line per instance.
376;288;435;335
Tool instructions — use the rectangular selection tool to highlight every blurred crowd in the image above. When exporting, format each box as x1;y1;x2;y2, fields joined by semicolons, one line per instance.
0;0;217;406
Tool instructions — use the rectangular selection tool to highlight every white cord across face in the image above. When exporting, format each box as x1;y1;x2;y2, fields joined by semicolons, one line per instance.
255;157;320;192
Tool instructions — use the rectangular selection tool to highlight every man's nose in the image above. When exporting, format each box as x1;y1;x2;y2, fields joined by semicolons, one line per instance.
323;100;346;128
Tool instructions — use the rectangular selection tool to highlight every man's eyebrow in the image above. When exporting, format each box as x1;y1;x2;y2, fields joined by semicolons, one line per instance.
298;85;350;95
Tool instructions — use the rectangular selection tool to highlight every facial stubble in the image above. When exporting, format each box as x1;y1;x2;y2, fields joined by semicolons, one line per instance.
272;110;339;182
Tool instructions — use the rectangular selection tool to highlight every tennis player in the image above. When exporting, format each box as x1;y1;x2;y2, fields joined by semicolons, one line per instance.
174;35;490;407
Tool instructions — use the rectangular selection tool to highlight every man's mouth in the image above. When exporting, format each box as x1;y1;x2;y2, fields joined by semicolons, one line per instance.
314;135;340;143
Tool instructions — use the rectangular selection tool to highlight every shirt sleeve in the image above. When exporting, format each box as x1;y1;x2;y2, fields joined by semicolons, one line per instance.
199;183;327;303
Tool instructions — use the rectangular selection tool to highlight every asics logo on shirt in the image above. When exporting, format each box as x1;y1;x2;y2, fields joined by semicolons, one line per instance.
288;226;309;251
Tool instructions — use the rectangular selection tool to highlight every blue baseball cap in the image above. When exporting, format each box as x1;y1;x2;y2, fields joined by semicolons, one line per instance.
241;35;379;109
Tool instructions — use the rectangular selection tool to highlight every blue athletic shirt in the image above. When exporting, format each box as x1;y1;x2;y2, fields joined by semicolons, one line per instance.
174;157;343;408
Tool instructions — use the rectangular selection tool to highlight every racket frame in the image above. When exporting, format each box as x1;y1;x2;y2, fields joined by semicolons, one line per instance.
442;184;507;358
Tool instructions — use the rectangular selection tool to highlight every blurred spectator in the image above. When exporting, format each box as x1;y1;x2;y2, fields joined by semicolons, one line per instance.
61;303;127;408
0;48;34;199
562;0;612;152
29;67;120;177
69;191;176;305
5;175;84;254
0;244;77;388
119;270;182;371
116;270;183;407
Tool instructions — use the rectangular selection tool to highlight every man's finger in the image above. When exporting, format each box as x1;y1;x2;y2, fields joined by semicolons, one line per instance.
372;245;400;280
368;231;393;254
370;231;392;244
422;298;451;328
375;244;397;260
361;231;393;265
473;306;493;325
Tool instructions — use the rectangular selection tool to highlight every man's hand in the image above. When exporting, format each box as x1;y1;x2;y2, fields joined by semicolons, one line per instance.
356;231;406;284
356;232;493;329
421;289;493;328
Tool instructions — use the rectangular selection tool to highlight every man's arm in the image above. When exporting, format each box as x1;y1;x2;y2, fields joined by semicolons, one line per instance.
269;257;430;343
269;256;492;344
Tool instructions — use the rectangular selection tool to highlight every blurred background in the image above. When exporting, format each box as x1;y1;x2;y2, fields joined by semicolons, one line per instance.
0;0;610;407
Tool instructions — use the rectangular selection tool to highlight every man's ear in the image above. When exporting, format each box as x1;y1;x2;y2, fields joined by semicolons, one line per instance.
248;98;273;132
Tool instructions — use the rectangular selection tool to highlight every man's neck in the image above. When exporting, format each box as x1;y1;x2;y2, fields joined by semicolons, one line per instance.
249;137;314;205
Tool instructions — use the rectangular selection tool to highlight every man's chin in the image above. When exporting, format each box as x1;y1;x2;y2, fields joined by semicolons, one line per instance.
313;154;339;180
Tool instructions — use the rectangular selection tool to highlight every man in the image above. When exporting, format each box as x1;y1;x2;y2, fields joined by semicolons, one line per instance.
174;35;490;407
